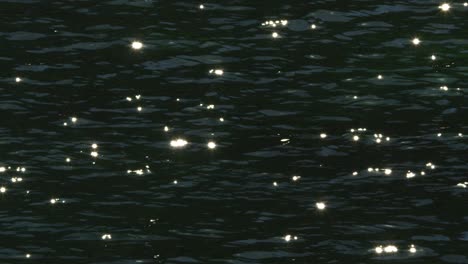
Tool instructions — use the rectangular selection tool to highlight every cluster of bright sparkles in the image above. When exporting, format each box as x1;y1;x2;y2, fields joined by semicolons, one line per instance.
209;69;224;76
375;245;398;254
373;133;390;144
375;244;417;254
283;234;298;242
261;18;316;40
261;20;288;27
50;198;65;204
6;2;465;254
356;160;440;179
91;143;99;157
127;165;151;175
125;94;143;112
0;166;28;193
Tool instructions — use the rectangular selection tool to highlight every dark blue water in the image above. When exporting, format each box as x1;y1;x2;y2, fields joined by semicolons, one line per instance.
1;0;467;263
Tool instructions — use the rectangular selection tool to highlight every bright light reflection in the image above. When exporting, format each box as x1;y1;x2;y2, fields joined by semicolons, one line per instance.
207;141;216;149
439;3;450;11
131;41;143;50
170;139;188;148
316;202;326;210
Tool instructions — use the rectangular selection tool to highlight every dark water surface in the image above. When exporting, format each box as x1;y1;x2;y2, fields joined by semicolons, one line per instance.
1;0;468;263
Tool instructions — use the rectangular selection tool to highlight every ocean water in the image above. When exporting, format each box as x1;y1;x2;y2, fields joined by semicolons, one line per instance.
0;0;467;263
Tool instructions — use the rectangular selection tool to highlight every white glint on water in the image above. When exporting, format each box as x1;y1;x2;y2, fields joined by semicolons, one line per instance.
131;41;143;50
207;141;216;149
170;139;188;148
406;171;416;178
316;202;326;210
439;3;450;11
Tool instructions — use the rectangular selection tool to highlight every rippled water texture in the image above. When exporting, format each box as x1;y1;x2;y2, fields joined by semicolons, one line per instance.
1;0;467;263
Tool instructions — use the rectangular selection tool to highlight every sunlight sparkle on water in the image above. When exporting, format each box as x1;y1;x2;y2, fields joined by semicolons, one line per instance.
409;244;417;253
353;135;359;141
384;245;398;253
209;69;224;76
272;32;279;38
439;3;450;11
375;246;383;254
261;20;288;27
131;41;143;50
92;143;98;149
426;162;436;169
406;171;416;178
11;177;23;183
91;151;98;157
431;55;436;60
375;245;398;254
320;133;327;139
292;175;301;181
412;38;421;45
15;77;21;82
199;4;204;9
170;139;188;148
207;141;216;149
316;202;326;210
311;24;317;29
0;187;6;193
102;234;112;240
384;169;392;175
283;234;297;242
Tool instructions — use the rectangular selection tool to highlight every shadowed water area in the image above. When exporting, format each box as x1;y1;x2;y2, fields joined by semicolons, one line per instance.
0;0;467;263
